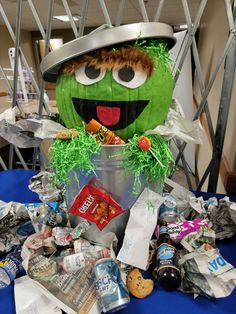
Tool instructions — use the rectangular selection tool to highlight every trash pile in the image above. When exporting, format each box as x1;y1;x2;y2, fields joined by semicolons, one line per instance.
1;172;236;314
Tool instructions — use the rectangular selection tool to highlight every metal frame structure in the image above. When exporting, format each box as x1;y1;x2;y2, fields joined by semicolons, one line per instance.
0;0;235;193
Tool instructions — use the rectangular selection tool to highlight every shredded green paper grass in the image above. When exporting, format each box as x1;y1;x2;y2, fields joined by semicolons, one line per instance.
123;133;174;194
48;126;101;186
133;37;172;71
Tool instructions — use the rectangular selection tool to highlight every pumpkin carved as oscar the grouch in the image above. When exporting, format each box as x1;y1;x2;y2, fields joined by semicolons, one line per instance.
40;23;176;141
56;43;173;140
40;23;176;184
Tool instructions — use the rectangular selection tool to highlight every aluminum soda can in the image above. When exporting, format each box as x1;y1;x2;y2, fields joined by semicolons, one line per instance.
159;193;178;223
93;258;130;313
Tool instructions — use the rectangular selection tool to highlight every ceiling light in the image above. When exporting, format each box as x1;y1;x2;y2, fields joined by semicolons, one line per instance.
53;15;81;22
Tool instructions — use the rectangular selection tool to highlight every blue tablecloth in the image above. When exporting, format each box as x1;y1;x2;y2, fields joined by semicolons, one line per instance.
0;169;236;314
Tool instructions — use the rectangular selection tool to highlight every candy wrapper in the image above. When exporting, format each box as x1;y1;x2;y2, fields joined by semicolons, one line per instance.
165;218;210;243
178;245;236;298
180;226;216;252
68;181;124;230
85;119;125;144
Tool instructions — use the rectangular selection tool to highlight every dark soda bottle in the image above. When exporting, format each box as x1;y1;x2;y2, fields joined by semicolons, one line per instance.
153;220;181;290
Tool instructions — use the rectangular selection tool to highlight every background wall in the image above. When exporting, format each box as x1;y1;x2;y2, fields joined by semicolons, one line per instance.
194;0;236;193
0;25;37;94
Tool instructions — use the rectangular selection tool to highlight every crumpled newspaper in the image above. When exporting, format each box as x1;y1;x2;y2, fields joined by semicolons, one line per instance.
145;98;203;144
0;107;66;148
28;171;62;202
0;201;35;253
179;196;236;240
21;231;118;314
178;245;236;298
0;222;35;254
0;201;30;233
207;197;236;240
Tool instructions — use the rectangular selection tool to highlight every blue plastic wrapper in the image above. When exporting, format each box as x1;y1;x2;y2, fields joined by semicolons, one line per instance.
0;246;25;289
25;202;68;228
16;221;35;237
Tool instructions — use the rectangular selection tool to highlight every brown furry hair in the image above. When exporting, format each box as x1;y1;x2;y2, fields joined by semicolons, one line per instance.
63;47;154;76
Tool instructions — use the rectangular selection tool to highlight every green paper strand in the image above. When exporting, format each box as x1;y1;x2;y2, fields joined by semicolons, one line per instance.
133;39;172;71
123;133;174;194
48;127;101;186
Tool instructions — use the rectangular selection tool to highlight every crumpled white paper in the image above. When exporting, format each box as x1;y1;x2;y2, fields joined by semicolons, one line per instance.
145;98;203;144
117;188;164;270
14;275;62;314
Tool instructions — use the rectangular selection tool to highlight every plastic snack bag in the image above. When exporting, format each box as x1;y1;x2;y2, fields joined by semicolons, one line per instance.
68;180;124;230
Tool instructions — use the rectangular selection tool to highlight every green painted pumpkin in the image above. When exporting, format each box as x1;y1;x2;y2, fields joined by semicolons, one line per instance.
56;43;174;140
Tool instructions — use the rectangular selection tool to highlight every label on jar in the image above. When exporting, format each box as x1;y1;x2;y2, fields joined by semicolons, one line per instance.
156;243;178;270
159;226;168;234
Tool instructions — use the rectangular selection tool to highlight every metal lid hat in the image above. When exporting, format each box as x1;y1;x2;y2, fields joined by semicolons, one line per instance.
40;22;176;83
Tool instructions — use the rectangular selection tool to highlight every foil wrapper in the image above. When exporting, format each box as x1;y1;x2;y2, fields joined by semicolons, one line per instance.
52;227;73;246
0;108;65;148
29;171;62;202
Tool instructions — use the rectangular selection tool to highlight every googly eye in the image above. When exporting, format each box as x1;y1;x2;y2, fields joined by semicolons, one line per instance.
112;66;147;89
75;64;106;85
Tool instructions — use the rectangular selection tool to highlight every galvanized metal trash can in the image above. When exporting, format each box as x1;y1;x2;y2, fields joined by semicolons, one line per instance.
65;144;146;245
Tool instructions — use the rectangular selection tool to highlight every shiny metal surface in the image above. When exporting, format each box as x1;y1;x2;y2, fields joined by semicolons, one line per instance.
40;22;176;82
67;144;148;246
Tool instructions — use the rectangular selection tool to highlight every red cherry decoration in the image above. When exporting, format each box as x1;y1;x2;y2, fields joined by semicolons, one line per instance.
138;136;151;151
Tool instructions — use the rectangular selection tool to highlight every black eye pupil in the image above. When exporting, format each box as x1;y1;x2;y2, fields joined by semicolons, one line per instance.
118;66;134;82
85;65;101;79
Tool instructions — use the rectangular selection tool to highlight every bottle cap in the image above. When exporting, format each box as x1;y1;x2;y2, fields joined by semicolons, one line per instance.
102;248;110;258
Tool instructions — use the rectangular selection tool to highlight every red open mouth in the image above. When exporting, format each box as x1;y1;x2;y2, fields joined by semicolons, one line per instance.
72;98;149;130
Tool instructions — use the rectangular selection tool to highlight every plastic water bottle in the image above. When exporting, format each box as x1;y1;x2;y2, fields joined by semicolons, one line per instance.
0;267;11;288
0;248;24;289
59;248;110;273
159;193;179;223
